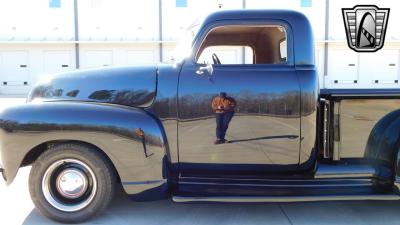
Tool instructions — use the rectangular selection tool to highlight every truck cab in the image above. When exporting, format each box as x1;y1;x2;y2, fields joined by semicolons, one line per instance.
172;10;317;177
1;10;400;223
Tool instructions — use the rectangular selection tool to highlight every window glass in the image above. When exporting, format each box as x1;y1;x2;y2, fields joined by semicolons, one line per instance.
196;25;287;65
197;46;253;64
176;0;187;8
279;39;287;62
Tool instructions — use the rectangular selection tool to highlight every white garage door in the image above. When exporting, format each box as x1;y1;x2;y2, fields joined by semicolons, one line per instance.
0;51;30;95
359;50;399;87
43;50;73;75
127;50;156;65
326;49;358;88
81;50;113;68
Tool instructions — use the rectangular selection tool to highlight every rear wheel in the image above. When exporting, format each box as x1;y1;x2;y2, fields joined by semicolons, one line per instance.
29;143;117;223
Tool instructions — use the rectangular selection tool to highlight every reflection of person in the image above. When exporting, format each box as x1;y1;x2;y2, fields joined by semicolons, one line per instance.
211;92;236;144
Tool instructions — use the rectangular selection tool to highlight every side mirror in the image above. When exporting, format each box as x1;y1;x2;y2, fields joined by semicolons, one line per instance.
195;62;213;76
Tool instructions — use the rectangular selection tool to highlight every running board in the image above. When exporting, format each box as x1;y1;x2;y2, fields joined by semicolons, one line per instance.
173;194;400;203
315;164;376;179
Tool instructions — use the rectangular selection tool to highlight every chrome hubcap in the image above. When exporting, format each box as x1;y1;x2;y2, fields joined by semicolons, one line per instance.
42;159;97;212
56;168;88;199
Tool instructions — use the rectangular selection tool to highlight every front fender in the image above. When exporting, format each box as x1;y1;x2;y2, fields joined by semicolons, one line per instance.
0;102;170;198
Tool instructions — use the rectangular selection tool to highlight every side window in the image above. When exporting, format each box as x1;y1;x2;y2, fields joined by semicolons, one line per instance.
197;46;254;64
279;39;287;62
196;25;287;65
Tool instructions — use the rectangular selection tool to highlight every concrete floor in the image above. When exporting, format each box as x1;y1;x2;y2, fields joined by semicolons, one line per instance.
2;167;400;225
2;98;400;224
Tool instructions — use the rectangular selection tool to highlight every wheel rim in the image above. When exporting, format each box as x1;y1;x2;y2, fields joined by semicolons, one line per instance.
56;168;88;199
42;159;97;212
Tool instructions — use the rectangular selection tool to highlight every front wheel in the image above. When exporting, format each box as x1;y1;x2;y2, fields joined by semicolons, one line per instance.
29;143;117;223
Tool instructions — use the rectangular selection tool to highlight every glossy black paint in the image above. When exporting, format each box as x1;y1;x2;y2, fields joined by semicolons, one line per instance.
27;66;157;108
365;109;400;170
0;102;169;198
177;63;302;174
297;67;318;168
147;64;181;175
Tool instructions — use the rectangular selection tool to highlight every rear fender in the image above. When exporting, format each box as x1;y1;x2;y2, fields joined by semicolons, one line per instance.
365;109;400;181
0;102;170;198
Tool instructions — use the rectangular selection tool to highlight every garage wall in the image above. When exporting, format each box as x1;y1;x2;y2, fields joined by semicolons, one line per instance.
0;43;164;95
79;44;160;68
0;0;399;95
0;0;74;42
325;45;400;89
0;44;75;95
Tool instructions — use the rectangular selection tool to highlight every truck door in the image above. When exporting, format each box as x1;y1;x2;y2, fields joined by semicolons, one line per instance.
177;23;301;175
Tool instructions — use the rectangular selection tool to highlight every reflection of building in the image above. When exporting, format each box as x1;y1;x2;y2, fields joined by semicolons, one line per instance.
0;0;399;95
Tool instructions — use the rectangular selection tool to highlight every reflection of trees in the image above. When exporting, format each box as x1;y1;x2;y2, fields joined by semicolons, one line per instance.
88;90;115;100
30;84;56;99
150;91;316;120
29;84;156;107
143;132;163;147
0;119;162;147
179;93;214;119
301;92;317;116
177;90;305;119
66;90;80;97
150;95;178;119
88;89;155;106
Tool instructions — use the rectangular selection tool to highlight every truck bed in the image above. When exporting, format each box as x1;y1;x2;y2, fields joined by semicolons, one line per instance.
319;88;400;160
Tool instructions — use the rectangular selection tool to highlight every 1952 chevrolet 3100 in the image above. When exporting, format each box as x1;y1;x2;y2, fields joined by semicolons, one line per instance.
1;9;400;223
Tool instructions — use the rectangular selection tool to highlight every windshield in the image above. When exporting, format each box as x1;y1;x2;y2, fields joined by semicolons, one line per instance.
170;21;201;63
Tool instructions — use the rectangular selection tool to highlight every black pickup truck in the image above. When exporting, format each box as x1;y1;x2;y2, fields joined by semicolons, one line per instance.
1;9;400;223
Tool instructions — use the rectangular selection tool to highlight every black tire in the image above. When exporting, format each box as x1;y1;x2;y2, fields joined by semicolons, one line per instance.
29;143;117;223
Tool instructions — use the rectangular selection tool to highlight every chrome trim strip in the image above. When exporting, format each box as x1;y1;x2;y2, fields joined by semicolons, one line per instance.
178;181;371;188
321;98;331;159
315;164;376;179
122;179;167;186
331;93;400;97
180;176;372;182
333;101;341;161
173;194;400;203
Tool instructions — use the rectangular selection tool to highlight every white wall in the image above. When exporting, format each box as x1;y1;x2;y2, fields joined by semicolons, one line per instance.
79;44;159;68
78;0;159;41
0;44;75;94
0;0;75;41
0;0;399;95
